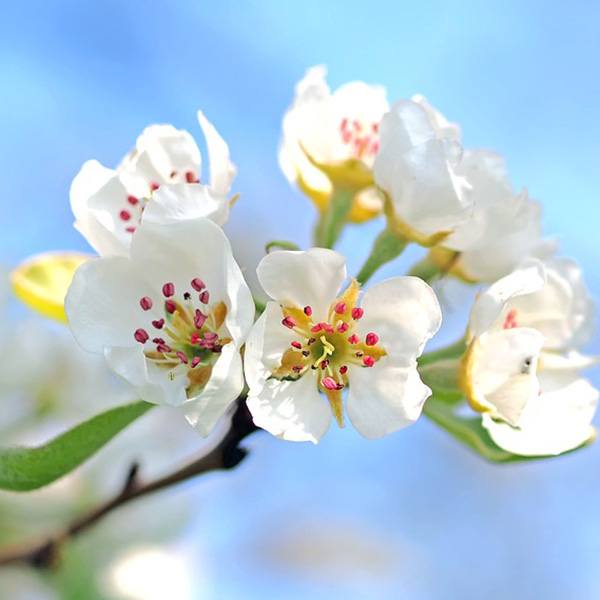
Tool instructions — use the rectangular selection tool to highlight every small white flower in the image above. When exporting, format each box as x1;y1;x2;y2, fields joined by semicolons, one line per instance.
70;111;235;257
437;150;555;282
463;259;598;455
65;217;254;436
373;96;472;243
244;248;442;442
279;65;389;221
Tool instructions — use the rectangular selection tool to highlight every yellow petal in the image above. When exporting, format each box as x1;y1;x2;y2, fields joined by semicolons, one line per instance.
11;252;90;323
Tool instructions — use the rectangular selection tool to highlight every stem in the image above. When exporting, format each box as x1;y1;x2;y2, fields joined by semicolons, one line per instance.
313;187;354;248
356;228;408;285
419;337;466;366
0;398;258;569
407;255;441;283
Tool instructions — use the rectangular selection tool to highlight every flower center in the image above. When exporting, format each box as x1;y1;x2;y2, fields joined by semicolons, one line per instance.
119;170;199;236
339;117;380;161
273;280;387;426
133;277;229;397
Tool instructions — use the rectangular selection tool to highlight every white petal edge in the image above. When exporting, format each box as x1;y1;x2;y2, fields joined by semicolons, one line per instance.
197;110;236;195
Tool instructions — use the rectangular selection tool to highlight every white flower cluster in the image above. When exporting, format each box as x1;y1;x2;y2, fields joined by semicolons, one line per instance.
48;66;595;457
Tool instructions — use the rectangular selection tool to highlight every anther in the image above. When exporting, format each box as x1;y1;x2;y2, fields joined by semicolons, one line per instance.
194;309;207;329
152;318;165;329
119;210;131;221
291;341;302;350
334;302;346;314
320;359;329;370
191;278;205;291
302;350;310;357
156;343;172;353
191;357;201;368
176;351;188;364
199;291;210;304
139;296;153;311
339;365;348;375
351;307;364;320
304;306;313;316
162;282;175;297
150;182;160;191
125;226;136;234
165;299;176;314
365;332;379;346
185;171;198;183
337;322;349;333
127;195;139;205
363;356;375;367
134;328;149;343
348;334;359;344
282;316;296;329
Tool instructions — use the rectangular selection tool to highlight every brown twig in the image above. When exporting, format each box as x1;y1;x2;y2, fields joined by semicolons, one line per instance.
0;398;258;569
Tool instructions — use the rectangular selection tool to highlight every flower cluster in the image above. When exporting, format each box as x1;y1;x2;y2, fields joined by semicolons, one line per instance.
12;65;598;461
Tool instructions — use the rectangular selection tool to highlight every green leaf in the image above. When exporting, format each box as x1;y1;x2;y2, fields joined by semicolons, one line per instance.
356;227;408;285
424;396;591;463
0;401;153;491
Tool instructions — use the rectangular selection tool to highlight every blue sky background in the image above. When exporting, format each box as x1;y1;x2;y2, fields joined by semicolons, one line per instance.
1;1;600;598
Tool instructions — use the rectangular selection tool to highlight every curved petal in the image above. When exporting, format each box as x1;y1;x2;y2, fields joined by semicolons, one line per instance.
183;342;244;436
256;248;346;319
130;218;254;346
70;160;133;256
357;276;442;362
65;256;161;353
470;327;544;425
197;110;236;195
105;346;188;407
243;301;296;392
347;357;430;439
482;375;598;456
247;371;332;443
469;260;546;338
143;183;229;227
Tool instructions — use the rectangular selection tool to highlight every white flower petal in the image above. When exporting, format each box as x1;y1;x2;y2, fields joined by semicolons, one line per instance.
183;342;244;436
256;249;346;319
197;110;236;195
130;218;254;345
143;183;229;227
357;276;442;362
470;327;544;425
65;257;159;353
468;259;546;338
347;358;430;439
247;371;332;443
483;374;598;456
70;160;133;256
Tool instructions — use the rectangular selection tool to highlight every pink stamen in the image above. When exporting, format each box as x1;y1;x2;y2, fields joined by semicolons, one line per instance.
292;365;303;373
282;316;296;329
126;226;136;234
348;334;359;344
134;328;149;343
320;359;329;370
363;356;375;367
204;332;219;342
152;337;164;344
339;365;348;375
365;332;379;346
191;357;201;368
156;343;172;353
152;318;165;329
176;351;188;364
351;307;364;320
311;323;323;333
334;302;346;314
139;296;153;311
291;341;302;350
185;171;198;183
165;299;177;314
127;195;139;205
190;332;201;344
199;291;210;304
191;278;205;292
337;322;349;333
321;376;338;390
194;309;207;329
119;210;131;221
304;306;313;316
150;182;160;192
503;309;518;330
162;282;175;297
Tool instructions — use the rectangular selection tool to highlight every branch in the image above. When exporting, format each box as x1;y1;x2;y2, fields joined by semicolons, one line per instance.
0;398;258;569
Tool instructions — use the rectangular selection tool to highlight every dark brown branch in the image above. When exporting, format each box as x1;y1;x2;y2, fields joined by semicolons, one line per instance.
0;398;258;569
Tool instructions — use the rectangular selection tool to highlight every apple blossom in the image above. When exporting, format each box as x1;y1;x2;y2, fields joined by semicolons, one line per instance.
70;111;236;257
244;248;442;442
279;65;389;223
461;259;598;456
65;217;254;436
428;150;555;282
373;96;472;245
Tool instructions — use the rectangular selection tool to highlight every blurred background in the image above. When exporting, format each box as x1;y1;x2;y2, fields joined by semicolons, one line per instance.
1;1;599;598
